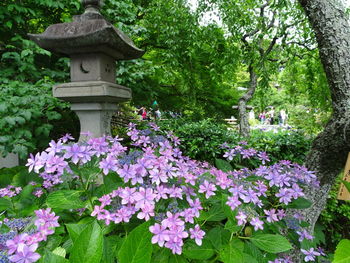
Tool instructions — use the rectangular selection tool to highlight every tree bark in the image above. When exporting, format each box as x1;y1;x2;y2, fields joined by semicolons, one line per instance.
238;65;257;137
289;0;350;261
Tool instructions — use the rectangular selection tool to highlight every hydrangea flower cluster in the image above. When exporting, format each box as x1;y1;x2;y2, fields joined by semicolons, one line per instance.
6;208;59;263
0;186;22;198
25;123;321;259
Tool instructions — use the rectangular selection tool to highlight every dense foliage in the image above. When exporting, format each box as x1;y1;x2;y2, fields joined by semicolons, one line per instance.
157;119;312;165
0;123;328;262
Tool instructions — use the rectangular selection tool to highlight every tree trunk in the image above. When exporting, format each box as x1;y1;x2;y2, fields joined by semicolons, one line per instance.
238;65;257;137
289;0;350;261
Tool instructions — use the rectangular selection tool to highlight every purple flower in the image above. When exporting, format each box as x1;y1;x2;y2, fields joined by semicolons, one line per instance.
198;181;216;198
264;209;279;223
236;211;247;226
149;223;169;247
34;208;59;229
64;144;92;164
137;204;155;221
9;243;41;263
134;187;156;210
161;212;184;229
275;188;293;205
60;133;74;143
6;234;28;254
223;149;236;161
99;155;118;175
301;248;321;262
258;151;270;164
26;153;43;173
250;217;264;231
296;229;314;242
226;196;241;210
189;224;205;245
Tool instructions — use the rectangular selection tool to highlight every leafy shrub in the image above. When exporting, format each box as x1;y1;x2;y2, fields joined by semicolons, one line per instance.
157;119;312;165
248;129;313;164
157;119;239;163
0;123;328;262
320;176;350;252
0;79;70;159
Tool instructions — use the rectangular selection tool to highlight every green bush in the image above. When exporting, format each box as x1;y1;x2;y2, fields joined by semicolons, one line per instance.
320;176;350;252
157;119;312;165
158;118;239;163
0;79;72;158
248;129;313;164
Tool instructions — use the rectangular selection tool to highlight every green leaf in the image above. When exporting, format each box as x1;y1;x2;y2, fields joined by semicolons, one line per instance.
52;247;66;258
287;198;312;209
152;248;171;263
250;234;292;253
341;180;350;193
225;219;241;233
207;227;230;250
118;222;153;263
47;190;85;210
102;237;115;263
334;239;350;263
0;198;12;212
70;221;103;263
42;249;69;263
168;254;188;263
199;204;227;222
66;223;89;243
215;158;233;172
219;241;244;263
243;253;258;263
183;239;214;260
244;242;264;263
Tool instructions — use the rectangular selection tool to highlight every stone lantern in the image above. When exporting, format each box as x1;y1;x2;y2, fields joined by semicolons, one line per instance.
29;0;144;139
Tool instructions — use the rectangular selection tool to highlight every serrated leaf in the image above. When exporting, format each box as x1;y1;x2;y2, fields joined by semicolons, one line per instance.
199;204;227;222
70;221;103;263
250;234;292;253
334;239;350;263
118;222;152;263
215;158;233;172
42;249;69;263
168;254;188;263
220;241;244;263
207;227;230;250
47;190;85;210
183;239;214;260
66;223;89;243
152;248;171;263
53;247;66;258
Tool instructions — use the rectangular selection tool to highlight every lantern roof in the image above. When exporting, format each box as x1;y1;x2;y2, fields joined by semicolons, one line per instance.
28;0;144;60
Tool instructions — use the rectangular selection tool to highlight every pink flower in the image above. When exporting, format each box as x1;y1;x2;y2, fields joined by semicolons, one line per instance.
198;180;216;198
149;223;170;247
6;233;28;254
189;225;205;245
134;187;156;210
236;211;247;226
250;217;264;231
137;204;155;221
9;243;41;263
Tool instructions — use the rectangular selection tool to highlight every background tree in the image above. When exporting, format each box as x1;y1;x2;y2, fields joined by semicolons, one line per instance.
285;0;350;261
199;0;310;136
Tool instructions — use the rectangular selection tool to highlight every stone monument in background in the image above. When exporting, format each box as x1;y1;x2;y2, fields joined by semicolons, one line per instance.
29;0;144;139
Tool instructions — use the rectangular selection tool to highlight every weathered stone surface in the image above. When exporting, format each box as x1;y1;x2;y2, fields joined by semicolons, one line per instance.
53;81;131;103
71;102;117;138
0;153;19;168
70;53;116;82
